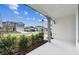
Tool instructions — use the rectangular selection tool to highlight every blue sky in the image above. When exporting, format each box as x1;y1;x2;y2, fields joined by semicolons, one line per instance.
0;4;47;27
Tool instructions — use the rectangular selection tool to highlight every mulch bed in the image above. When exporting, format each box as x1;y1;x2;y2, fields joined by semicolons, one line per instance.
13;40;48;55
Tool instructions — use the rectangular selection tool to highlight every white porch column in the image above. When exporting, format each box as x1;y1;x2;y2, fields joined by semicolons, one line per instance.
76;4;79;45
76;4;79;54
78;4;79;43
76;4;78;45
46;15;52;42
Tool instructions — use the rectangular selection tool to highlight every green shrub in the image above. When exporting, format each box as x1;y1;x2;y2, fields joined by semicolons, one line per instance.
31;34;37;44
31;33;43;45
38;32;44;40
0;38;5;53
27;36;32;42
0;35;16;54
25;36;32;46
35;34;40;41
0;32;44;54
19;35;28;49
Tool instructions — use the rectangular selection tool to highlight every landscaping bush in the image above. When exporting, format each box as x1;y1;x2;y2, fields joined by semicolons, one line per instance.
0;35;16;54
19;35;28;49
0;32;44;54
38;32;44;41
31;32;44;45
35;34;41;41
27;36;32;46
31;34;37;45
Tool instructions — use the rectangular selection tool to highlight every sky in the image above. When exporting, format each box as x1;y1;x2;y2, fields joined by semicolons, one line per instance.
0;4;47;27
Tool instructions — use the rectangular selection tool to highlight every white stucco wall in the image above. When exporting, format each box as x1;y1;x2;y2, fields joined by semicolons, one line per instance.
53;14;76;46
16;26;24;33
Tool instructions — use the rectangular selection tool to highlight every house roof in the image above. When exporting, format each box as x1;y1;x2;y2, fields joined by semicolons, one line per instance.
2;21;25;25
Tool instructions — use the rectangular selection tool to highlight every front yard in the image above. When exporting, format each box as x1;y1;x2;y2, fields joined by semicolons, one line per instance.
0;31;47;55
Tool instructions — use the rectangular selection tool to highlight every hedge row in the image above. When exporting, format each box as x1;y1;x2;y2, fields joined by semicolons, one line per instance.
0;32;44;54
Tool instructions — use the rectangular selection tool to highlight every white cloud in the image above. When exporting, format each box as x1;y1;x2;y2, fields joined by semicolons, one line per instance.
44;19;47;21
7;4;19;15
25;17;36;21
2;19;6;22
14;11;19;15
40;14;44;17
7;4;19;10
38;19;42;22
24;11;28;15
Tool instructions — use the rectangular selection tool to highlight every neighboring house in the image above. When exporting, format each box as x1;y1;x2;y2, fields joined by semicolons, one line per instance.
24;26;36;32
35;26;48;32
1;21;25;33
0;21;3;32
0;27;2;31
24;26;47;32
15;22;25;33
35;26;43;31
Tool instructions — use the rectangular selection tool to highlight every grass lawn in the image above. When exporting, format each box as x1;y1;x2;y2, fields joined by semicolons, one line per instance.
0;31;48;39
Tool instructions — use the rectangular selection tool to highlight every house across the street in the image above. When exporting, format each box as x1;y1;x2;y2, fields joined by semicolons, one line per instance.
24;26;36;32
0;21;25;33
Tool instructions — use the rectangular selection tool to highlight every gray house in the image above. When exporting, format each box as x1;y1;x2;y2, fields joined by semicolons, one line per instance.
0;21;3;32
35;26;43;31
0;21;25;33
24;26;36;32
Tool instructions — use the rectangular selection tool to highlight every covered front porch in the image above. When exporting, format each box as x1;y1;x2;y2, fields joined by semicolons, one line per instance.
27;4;79;55
27;39;78;55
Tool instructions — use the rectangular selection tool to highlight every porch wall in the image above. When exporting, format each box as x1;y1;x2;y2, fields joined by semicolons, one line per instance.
53;14;76;46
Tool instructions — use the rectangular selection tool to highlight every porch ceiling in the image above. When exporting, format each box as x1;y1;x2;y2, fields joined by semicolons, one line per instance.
28;4;76;19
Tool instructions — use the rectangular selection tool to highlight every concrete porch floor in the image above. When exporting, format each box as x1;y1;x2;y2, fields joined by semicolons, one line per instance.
27;39;79;55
